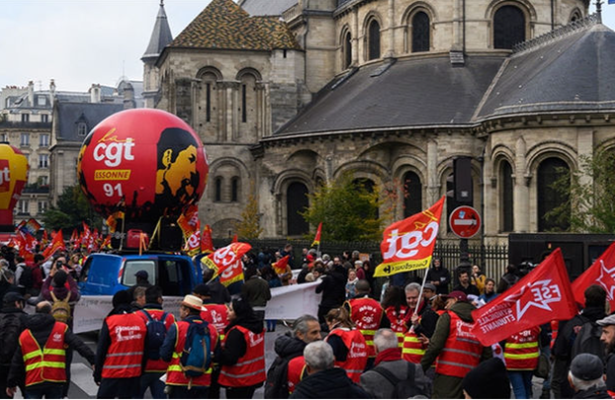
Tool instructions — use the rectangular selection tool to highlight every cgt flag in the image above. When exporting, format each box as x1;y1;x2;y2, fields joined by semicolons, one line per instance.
571;241;615;311
471;248;577;346
311;222;322;247
201;242;252;282
373;196;444;277
273;255;290;275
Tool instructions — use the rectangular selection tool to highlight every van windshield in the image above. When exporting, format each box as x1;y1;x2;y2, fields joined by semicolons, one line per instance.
122;260;156;286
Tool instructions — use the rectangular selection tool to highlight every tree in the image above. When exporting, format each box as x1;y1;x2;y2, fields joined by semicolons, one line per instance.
234;188;263;239
301;172;384;241
546;148;615;233
42;185;101;231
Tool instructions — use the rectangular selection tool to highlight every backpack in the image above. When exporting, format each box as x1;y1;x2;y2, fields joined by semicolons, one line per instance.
50;292;72;323
0;313;24;364
265;351;304;399
179;321;212;379
18;265;33;289
372;363;425;399
571;320;605;362
141;310;169;360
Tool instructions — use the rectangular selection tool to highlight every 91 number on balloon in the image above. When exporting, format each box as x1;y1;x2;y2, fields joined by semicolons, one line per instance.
103;183;123;197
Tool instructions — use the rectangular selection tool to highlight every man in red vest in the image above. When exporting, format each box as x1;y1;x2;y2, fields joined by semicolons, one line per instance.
6;301;95;399
94;290;147;399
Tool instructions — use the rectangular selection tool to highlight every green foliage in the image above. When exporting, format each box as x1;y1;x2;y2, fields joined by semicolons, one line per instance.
301;172;383;241
546;149;615;233
42;185;101;231
234;189;263;240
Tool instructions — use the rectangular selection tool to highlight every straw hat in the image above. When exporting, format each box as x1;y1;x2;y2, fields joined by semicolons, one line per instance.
181;294;203;310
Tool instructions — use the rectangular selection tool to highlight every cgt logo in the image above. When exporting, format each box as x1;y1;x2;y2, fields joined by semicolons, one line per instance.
0;160;9;192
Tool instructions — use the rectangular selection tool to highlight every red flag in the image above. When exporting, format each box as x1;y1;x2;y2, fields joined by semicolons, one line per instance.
41;230;49;248
17;231;37;263
184;220;202;256
231;234;238;243
219;260;244;287
201;242;251;285
471;248;578;346
373;196;444;277
311;223;322;247
201;225;214;254
177;205;199;239
571;241;615;311
273;255;290;275
42;229;66;261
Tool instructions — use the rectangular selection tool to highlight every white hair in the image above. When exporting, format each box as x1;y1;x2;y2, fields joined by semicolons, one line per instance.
568;371;606;391
374;328;399;352
405;282;421;294
304;341;334;372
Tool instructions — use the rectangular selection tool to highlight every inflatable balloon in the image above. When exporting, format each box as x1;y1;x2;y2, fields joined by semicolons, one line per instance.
0;143;28;230
77;109;208;223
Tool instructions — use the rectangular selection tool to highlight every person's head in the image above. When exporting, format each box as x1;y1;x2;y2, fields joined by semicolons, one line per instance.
472;265;481;275
112;290;132;308
431;294;447;311
462;357;510;399
568;353;606;392
484;278;496;294
585;285;607;309
192;283;211;302
325;307;353;330
381;285;405;309
506;264;517;275
333;257;341;265
423;283;437;300
284;243;292;252
313;267;324;280
598;314;615;353
145;285;163;305
432;257;441;269
293;314;321;343
458;270;470;285
373;328;399;354
351;250;360;260
229;297;253;322
404;282;421;309
303;341;334;375
354;260;363;270
355;279;370;295
347;268;356;281
3;292;25;309
444;291;467;309
53;270;67;287
133;286;147;307
180;294;203;319
135;270;149;283
0;268;14;284
36;301;52;314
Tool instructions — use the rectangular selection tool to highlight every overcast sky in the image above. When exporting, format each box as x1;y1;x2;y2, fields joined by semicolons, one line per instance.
1;0;614;93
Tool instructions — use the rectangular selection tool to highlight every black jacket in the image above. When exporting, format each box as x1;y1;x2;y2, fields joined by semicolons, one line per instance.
573;385;611;399
265;335;307;398
290;367;370;399
0;307;28;366
218;314;264;366
316;271;345;307
425;266;451;294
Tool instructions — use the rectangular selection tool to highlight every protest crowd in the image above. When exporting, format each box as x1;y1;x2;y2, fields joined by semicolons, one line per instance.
1;226;615;400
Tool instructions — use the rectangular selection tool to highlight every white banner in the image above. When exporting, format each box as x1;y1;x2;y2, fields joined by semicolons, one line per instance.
73;281;322;333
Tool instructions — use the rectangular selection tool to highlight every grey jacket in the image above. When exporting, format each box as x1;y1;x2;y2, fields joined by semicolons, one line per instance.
360;359;431;399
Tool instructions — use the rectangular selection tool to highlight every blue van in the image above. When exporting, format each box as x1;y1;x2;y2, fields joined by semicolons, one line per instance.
78;253;202;296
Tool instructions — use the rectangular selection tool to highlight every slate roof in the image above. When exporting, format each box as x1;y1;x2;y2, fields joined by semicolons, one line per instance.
169;0;300;51
239;0;297;16
56;102;123;142
275;56;505;136
142;2;173;60
477;22;615;119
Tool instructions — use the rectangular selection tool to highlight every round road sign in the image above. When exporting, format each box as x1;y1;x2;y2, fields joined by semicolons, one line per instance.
449;206;481;239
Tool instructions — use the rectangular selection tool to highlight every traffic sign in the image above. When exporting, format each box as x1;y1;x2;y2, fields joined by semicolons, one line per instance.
449;206;481;238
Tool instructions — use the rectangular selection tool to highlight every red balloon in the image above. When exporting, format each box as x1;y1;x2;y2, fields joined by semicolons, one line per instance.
0;144;28;227
77;109;208;222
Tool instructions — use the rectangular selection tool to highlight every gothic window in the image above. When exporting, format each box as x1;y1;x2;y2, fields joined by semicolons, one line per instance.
403;171;423;218
412;12;430;52
368;19;381;60
215;177;222;202
500;160;514;232
344;31;352;69
537;158;570;232
287;182;309;236
494;5;526;49
231;177;239;202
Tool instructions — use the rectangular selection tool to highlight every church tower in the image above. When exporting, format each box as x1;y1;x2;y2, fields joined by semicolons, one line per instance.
142;0;173;108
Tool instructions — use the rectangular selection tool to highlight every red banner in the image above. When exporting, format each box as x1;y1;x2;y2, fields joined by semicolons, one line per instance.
201;224;214;254
571;241;615;311
273;255;290;275
471;248;577;346
311;222;322;247
373;196;444;277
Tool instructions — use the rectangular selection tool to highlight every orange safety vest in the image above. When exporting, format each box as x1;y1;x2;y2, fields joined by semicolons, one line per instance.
348;297;384;358
504;327;540;371
218;325;266;387
200;304;230;341
102;313;147;379
287;355;307;395
385;305;408;346
137;308;175;373
326;327;368;383
166;319;218;387
20;322;68;387
435;312;483;378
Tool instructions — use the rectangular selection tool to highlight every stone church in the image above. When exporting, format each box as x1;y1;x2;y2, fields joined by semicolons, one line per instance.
143;0;615;243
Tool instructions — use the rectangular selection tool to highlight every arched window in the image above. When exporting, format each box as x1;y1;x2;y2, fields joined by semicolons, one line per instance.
403;172;422;218
237;69;260;139
287;182;309;236
231;177;239;202
215;177;222;202
570;10;582;22
344;31;352;69
368;19;381;60
494;5;526;49
500;160;514;232
412;12;430;52
537;158;570;232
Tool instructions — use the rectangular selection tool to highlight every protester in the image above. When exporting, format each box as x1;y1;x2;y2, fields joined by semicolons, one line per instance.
0;293;28;399
315;262;345;324
425;257;450;295
471;264;486;294
289;341;369;399
452;269;480;296
360;328;429;398
462;357;511;399
568;353;610;399
241;267;271;323
345;268;358;299
478;278;498;304
203;268;231;305
130;286;147;311
504;326;541;399
402;282;439;364
127;270;152;299
597;314;615;396
324;307;367;383
422;282;437;304
382;285;409;346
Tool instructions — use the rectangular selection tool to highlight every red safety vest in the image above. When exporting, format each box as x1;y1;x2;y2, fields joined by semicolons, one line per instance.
136;308;175;373
504;327;540;371
326;327;368;383
348;297;384;358
166;319;218;387
402;330;425;363
287;355;307;395
435;312;483;378
385;305;408;346
219;325;266;387
200;304;230;341
20;322;68;387
102;313;147;379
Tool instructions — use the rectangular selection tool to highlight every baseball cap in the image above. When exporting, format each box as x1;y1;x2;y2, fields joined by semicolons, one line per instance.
423;283;437;292
135;270;148;280
3;291;24;305
570;353;604;381
443;290;467;302
597;314;615;327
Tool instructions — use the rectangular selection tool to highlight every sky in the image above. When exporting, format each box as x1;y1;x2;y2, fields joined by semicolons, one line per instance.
0;0;614;93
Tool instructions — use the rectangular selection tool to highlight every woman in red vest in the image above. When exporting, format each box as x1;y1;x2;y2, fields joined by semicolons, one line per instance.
324;307;368;383
503;326;541;399
382;286;408;346
218;297;266;399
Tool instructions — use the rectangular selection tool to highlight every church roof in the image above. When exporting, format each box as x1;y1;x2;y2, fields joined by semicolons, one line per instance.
275;56;505;136
168;0;300;51
477;19;615;119
239;0;297;16
142;1;173;60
